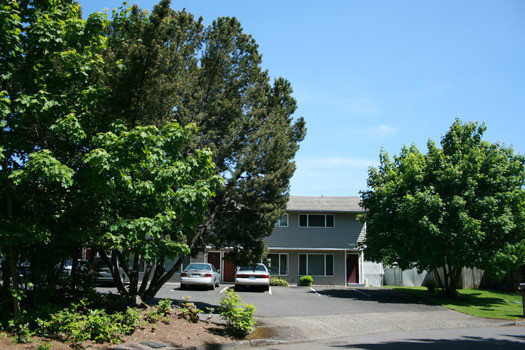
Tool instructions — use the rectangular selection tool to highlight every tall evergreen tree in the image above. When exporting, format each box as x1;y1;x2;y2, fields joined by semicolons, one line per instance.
97;0;306;300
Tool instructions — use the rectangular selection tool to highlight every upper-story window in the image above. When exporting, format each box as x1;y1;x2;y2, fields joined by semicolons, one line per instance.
298;214;335;228
275;214;288;227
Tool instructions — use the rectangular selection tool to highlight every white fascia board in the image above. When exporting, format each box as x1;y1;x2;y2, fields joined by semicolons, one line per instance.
266;247;346;251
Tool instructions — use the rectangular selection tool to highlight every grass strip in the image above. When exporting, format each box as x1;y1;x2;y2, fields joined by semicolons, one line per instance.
386;286;524;320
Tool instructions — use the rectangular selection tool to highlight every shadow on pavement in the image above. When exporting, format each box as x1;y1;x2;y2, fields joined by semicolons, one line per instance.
311;288;436;306
332;335;525;349
150;297;219;314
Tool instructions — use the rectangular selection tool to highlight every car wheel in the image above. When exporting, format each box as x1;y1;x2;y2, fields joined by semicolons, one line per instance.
180;284;187;290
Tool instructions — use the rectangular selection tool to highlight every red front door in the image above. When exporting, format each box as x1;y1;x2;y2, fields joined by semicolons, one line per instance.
207;252;220;271
346;254;359;284
223;254;236;283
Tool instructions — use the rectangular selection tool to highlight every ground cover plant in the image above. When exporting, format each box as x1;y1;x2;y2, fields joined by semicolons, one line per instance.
387;286;524;320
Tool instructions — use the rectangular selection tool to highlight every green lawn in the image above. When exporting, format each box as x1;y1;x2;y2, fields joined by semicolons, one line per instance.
386;286;524;320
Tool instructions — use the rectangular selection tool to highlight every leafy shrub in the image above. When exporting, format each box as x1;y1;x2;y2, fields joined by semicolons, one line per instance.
270;277;289;286
299;275;313;286
178;297;202;323
35;300;143;344
83;309;125;343
36;344;51;350
117;307;143;333
157;299;173;316
8;320;32;344
145;299;174;324
218;289;256;338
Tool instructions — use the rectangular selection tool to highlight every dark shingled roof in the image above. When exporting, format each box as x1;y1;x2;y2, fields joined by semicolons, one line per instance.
286;196;364;213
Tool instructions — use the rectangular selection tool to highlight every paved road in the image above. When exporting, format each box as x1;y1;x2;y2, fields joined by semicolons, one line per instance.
263;325;525;349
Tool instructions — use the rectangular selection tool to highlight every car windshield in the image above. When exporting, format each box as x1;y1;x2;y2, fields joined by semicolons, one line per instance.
238;264;266;272
186;264;211;271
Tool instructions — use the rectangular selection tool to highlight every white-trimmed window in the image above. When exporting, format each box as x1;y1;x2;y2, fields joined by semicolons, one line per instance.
298;214;335;228
298;254;334;276
275;214;289;227
139;256;190;273
264;253;288;275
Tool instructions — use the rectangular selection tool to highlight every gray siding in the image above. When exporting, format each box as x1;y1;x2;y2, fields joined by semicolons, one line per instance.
264;213;364;249
269;249;347;285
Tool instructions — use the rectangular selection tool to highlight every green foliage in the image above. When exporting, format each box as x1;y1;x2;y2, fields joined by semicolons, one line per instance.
361;120;525;297
218;289;256;337
7;320;32;344
299;276;313;286
0;0;110;315
387;286;523;320
36;344;51;350
101;0;306;268
177;297;203;323
145;299;173;323
157;299;173;316
34;300;142;344
1;0;305;311
270;277;289;286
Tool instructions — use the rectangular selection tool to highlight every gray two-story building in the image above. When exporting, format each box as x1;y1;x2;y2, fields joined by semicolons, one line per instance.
179;196;383;286
200;196;384;286
263;196;367;286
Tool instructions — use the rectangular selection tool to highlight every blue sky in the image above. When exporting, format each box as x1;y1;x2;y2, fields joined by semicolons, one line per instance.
79;0;525;196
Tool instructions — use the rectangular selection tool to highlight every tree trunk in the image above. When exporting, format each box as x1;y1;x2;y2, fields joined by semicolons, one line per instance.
142;257;183;302
6;189;21;319
441;264;460;298
432;267;444;290
138;262;154;296
100;252;128;295
71;248;81;283
128;253;140;296
7;245;21;319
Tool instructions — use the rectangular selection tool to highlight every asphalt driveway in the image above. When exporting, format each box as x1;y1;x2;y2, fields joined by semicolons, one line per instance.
152;285;445;318
101;284;505;343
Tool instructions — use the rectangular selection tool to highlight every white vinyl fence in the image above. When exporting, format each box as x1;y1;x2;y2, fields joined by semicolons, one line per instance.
362;261;384;287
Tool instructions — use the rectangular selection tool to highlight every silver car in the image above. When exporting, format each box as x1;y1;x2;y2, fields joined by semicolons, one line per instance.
180;263;220;290
235;263;270;291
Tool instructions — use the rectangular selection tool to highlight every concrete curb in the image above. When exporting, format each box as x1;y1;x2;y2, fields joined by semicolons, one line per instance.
191;339;288;349
498;320;525;327
109;338;289;350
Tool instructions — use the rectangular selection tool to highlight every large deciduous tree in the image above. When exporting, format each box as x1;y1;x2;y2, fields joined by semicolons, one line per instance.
360;120;525;297
0;0;222;312
0;0;108;317
83;123;221;302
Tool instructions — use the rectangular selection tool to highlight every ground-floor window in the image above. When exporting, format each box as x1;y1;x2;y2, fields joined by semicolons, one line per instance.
298;253;334;276
163;256;190;272
265;253;288;276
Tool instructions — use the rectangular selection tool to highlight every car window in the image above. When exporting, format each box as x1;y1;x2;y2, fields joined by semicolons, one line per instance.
186;263;211;271
238;264;267;272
